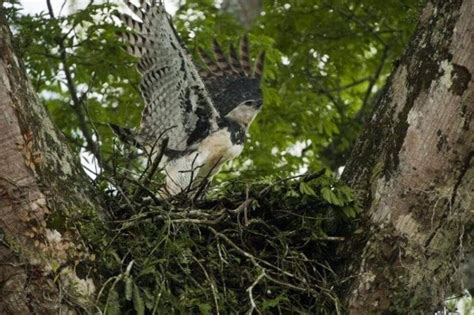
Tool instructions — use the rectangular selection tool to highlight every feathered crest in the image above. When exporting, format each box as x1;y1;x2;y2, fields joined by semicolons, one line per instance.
197;36;265;116
197;36;265;80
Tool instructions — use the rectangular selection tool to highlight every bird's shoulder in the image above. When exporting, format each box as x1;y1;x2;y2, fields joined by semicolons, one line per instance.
218;118;246;145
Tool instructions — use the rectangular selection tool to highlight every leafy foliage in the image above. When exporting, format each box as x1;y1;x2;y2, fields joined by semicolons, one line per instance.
175;0;423;175
8;0;142;165
6;0;422;177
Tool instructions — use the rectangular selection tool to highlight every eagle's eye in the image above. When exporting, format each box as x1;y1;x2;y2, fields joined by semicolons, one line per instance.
244;99;263;108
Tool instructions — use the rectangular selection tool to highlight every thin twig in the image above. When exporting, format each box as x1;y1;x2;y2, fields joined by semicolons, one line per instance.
192;256;221;315
360;44;389;118
46;0;102;166
246;269;265;315
132;138;168;202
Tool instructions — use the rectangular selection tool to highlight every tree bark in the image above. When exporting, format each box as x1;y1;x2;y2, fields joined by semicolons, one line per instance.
342;0;473;313
0;12;100;314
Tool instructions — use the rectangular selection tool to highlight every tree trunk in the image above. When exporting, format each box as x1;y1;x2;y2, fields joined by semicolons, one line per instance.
341;0;473;313
0;13;100;314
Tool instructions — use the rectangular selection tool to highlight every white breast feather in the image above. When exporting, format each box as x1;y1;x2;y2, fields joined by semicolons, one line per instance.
162;129;243;196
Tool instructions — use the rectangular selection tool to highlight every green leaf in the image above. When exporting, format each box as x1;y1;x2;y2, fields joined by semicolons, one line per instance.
198;303;212;315
299;182;316;196
322;187;343;206
139;265;156;277
105;287;120;315
133;283;145;315
142;287;155;310
125;276;133;301
343;206;358;218
285;188;300;198
261;294;289;310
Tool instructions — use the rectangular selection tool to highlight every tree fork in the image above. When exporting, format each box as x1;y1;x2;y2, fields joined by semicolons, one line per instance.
0;11;100;314
1;0;473;313
342;0;473;313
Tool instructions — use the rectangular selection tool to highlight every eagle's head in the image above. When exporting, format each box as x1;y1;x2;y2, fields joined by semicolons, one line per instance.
225;99;263;128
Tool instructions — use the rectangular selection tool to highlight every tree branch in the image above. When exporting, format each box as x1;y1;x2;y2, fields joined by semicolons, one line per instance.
46;0;102;167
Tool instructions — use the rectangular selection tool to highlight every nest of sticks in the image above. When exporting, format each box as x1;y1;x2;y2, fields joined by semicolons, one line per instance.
76;144;358;314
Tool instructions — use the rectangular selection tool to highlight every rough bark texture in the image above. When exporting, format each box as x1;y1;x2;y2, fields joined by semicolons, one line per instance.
342;0;473;313
0;12;99;314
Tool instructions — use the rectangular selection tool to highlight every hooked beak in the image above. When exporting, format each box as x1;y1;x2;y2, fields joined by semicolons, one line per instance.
254;99;263;109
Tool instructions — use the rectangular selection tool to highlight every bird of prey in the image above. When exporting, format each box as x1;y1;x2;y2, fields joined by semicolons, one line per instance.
114;0;265;197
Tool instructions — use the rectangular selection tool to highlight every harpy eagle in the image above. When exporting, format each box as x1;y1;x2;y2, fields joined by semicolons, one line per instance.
113;0;265;196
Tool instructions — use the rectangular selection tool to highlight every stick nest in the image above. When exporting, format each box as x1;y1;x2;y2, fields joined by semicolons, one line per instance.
75;156;359;314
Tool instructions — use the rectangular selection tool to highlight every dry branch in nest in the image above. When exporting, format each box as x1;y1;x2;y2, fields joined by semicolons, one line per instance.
78;146;358;314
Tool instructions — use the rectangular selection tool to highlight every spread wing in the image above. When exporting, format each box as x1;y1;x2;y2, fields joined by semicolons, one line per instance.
118;0;220;151
197;37;265;117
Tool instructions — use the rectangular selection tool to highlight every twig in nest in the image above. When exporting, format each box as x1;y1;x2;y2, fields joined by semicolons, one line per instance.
192;156;224;201
132;137;168;202
257;169;326;197
244;186;250;226
246;268;265;315
314;236;345;241
208;227;325;296
168;217;225;225
227;198;254;215
207;227;261;268
192;256;221;315
138;127;175;182
143;137;169;187
192;177;210;201
113;171;161;206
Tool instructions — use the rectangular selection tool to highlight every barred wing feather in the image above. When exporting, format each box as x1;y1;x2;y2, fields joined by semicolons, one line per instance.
118;0;220;151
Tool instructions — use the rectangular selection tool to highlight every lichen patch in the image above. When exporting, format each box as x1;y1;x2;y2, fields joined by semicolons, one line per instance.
438;60;454;89
395;212;424;243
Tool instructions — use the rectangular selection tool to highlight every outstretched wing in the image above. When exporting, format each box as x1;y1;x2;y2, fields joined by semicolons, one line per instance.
197;37;265;117
118;0;220;151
